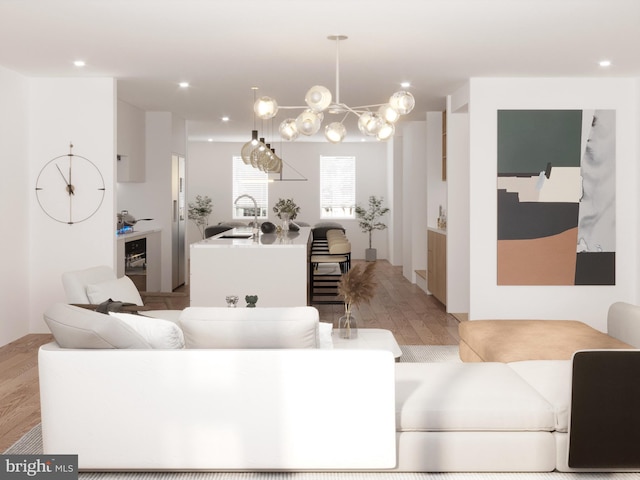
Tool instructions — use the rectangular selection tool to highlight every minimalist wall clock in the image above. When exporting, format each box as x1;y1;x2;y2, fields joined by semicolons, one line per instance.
35;143;106;224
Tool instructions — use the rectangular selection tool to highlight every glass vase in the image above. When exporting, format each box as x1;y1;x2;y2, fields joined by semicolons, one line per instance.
281;212;290;232
338;313;358;339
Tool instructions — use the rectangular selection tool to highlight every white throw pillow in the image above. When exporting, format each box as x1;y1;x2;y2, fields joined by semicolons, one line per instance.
86;276;144;306
179;307;319;349
109;312;185;349
44;303;151;349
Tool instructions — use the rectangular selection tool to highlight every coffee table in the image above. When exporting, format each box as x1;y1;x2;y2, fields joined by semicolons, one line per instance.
332;328;402;359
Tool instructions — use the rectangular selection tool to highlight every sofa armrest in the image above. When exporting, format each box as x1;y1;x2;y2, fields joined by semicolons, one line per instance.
607;302;640;348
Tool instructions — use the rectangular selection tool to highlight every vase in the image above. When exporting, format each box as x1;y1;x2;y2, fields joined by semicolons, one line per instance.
338;313;358;339
281;212;290;232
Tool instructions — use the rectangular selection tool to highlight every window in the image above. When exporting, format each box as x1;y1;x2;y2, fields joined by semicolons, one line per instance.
232;156;268;219
320;155;356;219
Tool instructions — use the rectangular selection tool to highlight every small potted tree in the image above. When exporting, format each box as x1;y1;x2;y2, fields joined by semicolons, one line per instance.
188;195;213;239
355;195;389;262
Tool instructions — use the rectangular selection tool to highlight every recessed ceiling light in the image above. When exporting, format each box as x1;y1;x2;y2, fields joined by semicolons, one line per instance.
73;60;86;67
179;82;190;88
221;116;230;122
599;60;612;67
400;81;411;88
207;138;213;142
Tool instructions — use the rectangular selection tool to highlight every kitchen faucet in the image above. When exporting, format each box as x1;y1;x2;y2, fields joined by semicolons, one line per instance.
234;194;259;238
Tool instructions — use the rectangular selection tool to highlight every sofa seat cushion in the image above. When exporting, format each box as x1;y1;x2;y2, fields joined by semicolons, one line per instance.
459;320;633;362
395;362;555;432
179;306;320;349
508;360;572;432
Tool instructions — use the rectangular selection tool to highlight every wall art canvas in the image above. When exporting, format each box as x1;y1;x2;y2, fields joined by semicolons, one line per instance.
497;109;616;285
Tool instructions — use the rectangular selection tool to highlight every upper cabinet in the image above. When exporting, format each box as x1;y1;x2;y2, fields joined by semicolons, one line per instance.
117;100;145;182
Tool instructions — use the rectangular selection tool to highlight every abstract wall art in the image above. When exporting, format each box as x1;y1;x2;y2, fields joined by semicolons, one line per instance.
497;109;616;285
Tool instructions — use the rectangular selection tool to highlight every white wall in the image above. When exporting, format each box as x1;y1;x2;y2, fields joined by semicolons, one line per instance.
28;77;117;333
116;100;145;182
0;66;30;345
468;78;639;331
186;140;389;260
446;89;471;315
426;112;447;229
387;138;403;266
401;121;427;282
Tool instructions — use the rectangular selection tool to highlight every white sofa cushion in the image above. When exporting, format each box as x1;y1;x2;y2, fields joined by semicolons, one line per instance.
43;303;151;349
109;312;185;349
86;275;144;306
179;306;320;349
508;360;572;432
395;362;556;432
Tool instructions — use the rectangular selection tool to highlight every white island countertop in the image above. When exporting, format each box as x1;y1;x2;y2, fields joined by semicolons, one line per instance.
190;227;312;307
192;226;311;248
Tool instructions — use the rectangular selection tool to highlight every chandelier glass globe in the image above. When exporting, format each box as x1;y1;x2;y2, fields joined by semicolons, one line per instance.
325;122;346;143
279;118;299;141
361;113;385;136
379;104;401;123
254;96;279;119
376;122;395;141
296;110;322;136
389;91;415;115
305;85;332;112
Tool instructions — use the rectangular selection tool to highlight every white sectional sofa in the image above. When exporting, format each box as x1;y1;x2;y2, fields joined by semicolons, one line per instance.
38;302;640;472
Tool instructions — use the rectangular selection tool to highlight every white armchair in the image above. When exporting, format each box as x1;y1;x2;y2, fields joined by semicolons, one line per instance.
61;265;181;322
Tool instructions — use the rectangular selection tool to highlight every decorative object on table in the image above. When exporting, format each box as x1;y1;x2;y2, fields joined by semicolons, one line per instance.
288;221;301;232
260;221;276;233
437;205;447;230
188;194;213;239
355;196;390;262
337;262;377;339
273;197;300;232
35;142;106;224
253;35;414;143
273;198;300;219
245;295;258;308
225;295;239;308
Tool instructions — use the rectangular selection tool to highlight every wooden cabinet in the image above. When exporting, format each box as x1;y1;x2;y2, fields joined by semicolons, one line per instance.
427;229;447;305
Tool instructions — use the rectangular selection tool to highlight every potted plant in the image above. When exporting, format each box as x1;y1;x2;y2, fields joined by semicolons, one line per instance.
273;198;300;231
188;194;213;239
337;262;377;339
273;198;300;220
355;195;390;262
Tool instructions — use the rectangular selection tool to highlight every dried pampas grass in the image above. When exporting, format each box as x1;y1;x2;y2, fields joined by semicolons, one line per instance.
337;262;377;312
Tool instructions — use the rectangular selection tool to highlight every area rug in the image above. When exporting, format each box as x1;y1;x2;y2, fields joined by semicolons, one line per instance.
399;345;461;363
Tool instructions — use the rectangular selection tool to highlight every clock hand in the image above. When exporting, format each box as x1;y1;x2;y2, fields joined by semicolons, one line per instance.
56;164;75;195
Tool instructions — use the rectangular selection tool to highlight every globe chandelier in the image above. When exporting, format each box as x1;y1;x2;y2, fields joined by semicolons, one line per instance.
253;35;415;144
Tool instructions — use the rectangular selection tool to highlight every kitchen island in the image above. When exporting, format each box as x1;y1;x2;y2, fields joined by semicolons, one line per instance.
190;227;312;307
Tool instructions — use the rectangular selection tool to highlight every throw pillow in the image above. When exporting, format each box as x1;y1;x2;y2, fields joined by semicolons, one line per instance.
109;312;185;349
86;276;144;306
44;303;151;349
179;306;320;349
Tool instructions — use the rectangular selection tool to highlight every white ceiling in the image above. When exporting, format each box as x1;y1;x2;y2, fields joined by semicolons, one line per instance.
1;0;639;142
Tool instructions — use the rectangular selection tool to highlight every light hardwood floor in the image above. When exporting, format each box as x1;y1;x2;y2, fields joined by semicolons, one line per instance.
0;260;460;452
